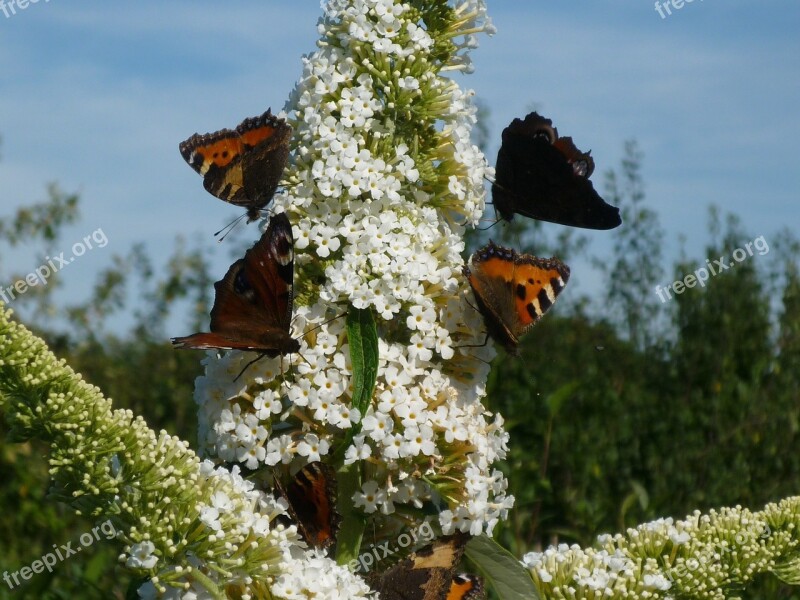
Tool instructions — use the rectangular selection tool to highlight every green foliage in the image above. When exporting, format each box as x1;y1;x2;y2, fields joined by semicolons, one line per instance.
335;308;379;565
601;139;665;350
0;185;206;597
486;149;800;598
2;132;800;599
345;307;380;434
0;183;80;247
0;307;285;600
489;315;654;549
465;535;541;600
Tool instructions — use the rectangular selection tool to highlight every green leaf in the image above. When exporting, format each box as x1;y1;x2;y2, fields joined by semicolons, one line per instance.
346;306;379;425
546;381;580;416
465;535;541;600
619;480;649;527
333;307;378;565
335;461;365;566
83;544;113;582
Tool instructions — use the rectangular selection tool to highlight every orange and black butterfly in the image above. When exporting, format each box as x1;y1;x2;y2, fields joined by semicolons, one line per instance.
463;240;570;354
171;212;300;357
273;462;340;552
179;109;292;223
492;112;621;230
367;534;484;600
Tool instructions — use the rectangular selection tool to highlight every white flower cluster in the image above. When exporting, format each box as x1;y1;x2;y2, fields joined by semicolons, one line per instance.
522;506;783;600
192;0;506;548
523;542;671;599
131;462;288;597
133;461;373;599
271;549;375;600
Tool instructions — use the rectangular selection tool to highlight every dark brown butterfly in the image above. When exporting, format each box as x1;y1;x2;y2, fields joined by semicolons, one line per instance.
366;533;485;600
179;109;292;222
492;112;621;230
463;240;570;355
171;212;300;356
273;461;340;552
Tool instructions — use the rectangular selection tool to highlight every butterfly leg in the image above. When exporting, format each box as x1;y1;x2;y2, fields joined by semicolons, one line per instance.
474;217;503;232
234;352;269;382
453;332;490;351
453;296;491;350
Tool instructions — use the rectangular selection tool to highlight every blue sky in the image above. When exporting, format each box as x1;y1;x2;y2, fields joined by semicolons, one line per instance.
1;1;798;332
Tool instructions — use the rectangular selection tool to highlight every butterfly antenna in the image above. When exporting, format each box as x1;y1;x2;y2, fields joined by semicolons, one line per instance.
215;213;249;241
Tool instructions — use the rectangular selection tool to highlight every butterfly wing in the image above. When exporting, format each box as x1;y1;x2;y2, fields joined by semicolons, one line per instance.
464;265;520;355
277;461;340;552
179;127;241;177
179;110;292;220
465;241;570;355
171;213;299;355
236;111;292;215
214;212;294;329
447;574;485;600
179;128;248;206
492;112;621;230
493;112;561;224
367;534;471;600
508;255;570;335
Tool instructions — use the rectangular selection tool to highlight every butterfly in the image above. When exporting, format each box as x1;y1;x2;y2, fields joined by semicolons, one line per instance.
273;461;340;552
366;534;485;600
463;240;570;355
492;111;621;230
171;212;300;357
179;109;292;223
